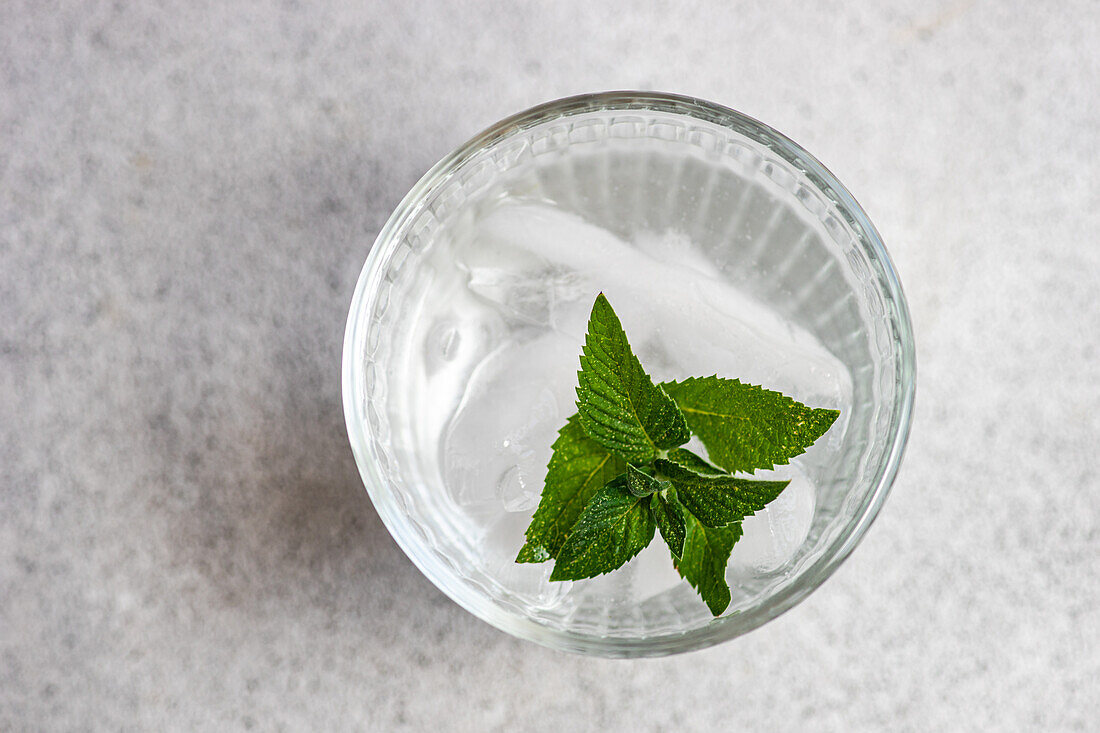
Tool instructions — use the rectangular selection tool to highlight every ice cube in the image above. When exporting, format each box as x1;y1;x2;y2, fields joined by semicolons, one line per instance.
479;512;572;609
627;538;686;603
633;228;723;282
728;471;816;574
467;263;591;329
404;250;510;455
560;559;636;612
550;534;684;613
451;199;594;330
454;201;851;406
442;331;579;512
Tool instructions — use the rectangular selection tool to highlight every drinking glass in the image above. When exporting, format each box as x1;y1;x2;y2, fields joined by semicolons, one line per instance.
343;92;915;657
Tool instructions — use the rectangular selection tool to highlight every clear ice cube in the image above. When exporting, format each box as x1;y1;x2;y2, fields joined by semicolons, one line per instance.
728;471;816;574
442;331;578;512
467;264;591;329
626;538;686;603
450;200;852;404
479;512;572;609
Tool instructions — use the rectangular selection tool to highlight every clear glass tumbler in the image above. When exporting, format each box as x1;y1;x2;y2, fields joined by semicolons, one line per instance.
343;92;915;657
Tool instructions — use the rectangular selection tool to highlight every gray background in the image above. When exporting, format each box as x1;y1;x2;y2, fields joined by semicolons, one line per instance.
2;1;1097;730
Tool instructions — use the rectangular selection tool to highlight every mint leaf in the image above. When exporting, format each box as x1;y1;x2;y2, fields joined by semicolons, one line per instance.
625;464;668;497
577;294;690;463
665;447;727;477
650;490;686;559
549;474;656;581
517;415;626;563
656;458;789;528
674;512;743;616
663;377;839;474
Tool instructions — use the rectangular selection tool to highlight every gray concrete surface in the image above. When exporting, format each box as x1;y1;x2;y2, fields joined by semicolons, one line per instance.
2;1;1097;730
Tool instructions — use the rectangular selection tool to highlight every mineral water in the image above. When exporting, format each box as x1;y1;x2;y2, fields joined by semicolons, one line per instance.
391;154;853;616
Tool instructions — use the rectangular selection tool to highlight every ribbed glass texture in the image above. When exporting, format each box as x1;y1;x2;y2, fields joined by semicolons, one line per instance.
343;92;915;656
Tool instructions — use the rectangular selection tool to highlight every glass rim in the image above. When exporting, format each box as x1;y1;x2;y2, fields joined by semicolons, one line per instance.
343;91;916;657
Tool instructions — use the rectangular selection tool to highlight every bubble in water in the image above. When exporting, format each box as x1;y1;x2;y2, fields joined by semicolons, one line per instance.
438;326;460;360
498;465;539;513
424;319;465;369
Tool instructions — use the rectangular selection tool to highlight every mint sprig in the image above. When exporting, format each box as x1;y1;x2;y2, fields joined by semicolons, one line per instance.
517;294;840;616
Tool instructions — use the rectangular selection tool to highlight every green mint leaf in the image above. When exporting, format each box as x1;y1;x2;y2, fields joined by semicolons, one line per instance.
656;458;789;528
517;414;626;563
662;377;839;474
625;464;669;497
650;490;686;559
665;447;727;477
576;294;690;463
674;512;743;616
549;474;656;581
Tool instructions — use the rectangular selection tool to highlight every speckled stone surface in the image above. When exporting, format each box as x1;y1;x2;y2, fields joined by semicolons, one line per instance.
2;1;1097;730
